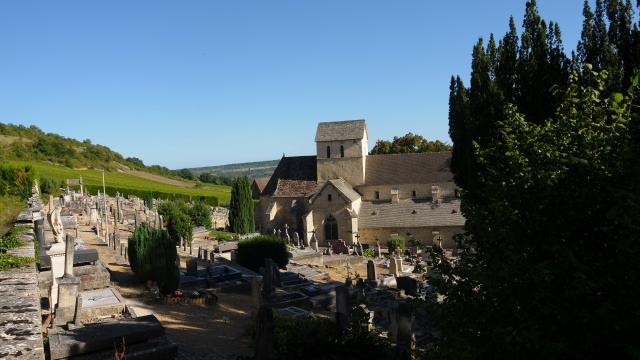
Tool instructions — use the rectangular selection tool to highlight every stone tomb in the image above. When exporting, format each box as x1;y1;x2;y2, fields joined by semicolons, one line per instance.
78;287;127;322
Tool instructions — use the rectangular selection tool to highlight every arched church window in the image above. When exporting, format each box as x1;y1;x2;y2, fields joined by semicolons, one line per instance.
340;145;344;158
326;146;331;158
325;216;338;241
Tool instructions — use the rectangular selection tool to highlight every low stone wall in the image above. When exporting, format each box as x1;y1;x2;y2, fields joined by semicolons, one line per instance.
0;228;45;359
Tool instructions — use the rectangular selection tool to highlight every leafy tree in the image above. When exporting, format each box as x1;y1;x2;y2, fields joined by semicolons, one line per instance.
188;201;212;229
387;235;405;255
431;68;640;358
369;133;451;155
128;223;180;294
229;176;254;234
176;168;194;180
167;208;193;246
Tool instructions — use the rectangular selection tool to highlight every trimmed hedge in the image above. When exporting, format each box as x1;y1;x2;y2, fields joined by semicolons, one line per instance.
84;184;218;206
128;223;180;294
237;235;289;272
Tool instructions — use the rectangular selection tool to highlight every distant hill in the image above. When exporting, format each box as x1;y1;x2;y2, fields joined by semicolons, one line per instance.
0;123;231;204
189;159;280;180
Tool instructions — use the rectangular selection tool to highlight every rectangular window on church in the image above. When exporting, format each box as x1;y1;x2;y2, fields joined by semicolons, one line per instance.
328;194;332;201
374;191;380;200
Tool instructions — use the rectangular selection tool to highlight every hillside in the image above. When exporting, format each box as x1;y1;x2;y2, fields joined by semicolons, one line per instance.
189;159;280;180
0;123;231;204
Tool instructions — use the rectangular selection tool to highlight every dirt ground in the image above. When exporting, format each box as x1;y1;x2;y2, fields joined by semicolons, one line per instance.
80;225;254;360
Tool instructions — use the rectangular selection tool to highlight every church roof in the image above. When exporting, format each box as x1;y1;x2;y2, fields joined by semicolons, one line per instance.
358;198;465;229
315;119;368;142
274;179;318;197
252;177;269;193
263;156;317;197
310;178;361;204
365;152;453;185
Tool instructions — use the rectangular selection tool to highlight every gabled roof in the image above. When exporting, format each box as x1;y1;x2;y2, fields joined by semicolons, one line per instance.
262;156;317;197
364;152;453;186
315;120;368;142
310;178;361;204
252;177;269;193
359;198;465;228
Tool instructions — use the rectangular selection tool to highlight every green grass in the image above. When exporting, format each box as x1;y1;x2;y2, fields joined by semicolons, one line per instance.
0;196;24;236
7;161;231;204
0;225;34;271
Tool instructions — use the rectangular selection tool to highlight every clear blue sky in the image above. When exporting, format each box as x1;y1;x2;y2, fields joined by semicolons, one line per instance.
0;0;586;169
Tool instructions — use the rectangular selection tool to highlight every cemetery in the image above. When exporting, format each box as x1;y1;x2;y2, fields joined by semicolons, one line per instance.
0;168;447;359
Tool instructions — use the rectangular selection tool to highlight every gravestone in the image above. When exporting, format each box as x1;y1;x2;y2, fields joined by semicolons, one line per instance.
375;241;382;258
198;247;202;260
203;249;209;262
310;232;318;252
331;240;349;254
186;258;198;277
335;285;350;331
390;257;399;277
34;218;46;254
55;234;81;325
366;260;377;282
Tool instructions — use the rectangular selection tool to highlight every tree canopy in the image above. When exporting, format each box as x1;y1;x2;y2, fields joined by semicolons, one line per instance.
369;133;451;155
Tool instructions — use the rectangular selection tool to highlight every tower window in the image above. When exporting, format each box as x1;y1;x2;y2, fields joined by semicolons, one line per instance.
412;190;417;198
326;146;331;158
340;145;344;158
374;191;380;200
328;194;332;201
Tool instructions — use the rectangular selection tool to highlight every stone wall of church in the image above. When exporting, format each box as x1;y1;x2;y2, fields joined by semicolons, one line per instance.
255;196;308;236
358;226;463;249
316;138;367;186
356;182;457;201
307;185;357;245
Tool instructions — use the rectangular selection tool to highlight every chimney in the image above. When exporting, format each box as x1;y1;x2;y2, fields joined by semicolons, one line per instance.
431;185;439;203
391;189;399;204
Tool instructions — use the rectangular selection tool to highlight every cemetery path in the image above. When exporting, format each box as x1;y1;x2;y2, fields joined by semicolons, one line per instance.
81;224;254;360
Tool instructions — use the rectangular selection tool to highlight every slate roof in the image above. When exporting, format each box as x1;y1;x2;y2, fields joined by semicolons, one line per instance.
315;120;368;142
263;156;317;197
358;198;465;228
365;152;454;185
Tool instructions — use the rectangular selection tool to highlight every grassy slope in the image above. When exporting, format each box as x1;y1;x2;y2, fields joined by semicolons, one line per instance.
0;196;23;236
7;161;231;204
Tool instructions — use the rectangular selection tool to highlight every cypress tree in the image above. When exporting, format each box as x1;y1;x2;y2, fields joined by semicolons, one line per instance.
229;176;255;234
496;16;519;104
577;0;596;65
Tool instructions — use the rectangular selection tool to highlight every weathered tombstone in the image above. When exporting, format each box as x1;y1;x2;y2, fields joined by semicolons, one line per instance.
395;301;414;357
48;206;65;243
34;218;46;253
54;234;81;325
358;242;364;257
366;260;377;282
262;258;276;298
335;285;350;332
390;257;400;277
203;249;209;262
74;295;83;326
198;247;202;260
310;232;318;252
186;258;198;277
294;232;301;248
250;276;261;314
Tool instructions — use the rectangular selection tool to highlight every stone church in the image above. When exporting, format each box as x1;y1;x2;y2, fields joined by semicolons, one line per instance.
255;119;465;248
